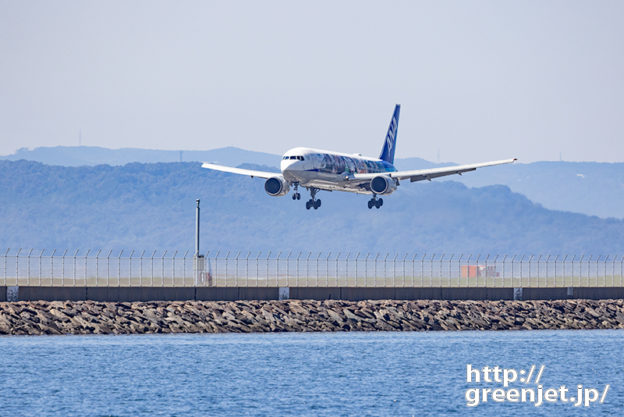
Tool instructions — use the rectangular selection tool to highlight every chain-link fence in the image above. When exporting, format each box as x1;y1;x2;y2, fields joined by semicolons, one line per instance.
1;249;623;288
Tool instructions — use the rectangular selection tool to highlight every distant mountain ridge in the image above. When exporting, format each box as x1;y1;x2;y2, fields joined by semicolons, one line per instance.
0;160;622;254
1;146;622;218
1;146;280;168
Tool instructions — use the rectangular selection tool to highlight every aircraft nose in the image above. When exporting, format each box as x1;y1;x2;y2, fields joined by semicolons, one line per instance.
281;159;297;172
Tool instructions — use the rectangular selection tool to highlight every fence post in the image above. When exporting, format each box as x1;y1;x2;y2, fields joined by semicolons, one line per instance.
14;248;21;286
402;253;408;287
598;255;603;285
139;250;146;286
128;250;135;287
180;249;187;285
276;251;282;288
372;253;379;287
48;249;54;285
149;250;154;286
501;255;507;282
532;254;536;284
172;250;178;285
3;248;8;284
457;254;464;286
26;249;33;286
306;252;312;287
265;251;271;288
448;254;455;287
578;255;584;287
439;254;445;287
295;252;301;287
285;251;292;287
336;252;341;287
315;252;321;287
161;250;167;287
224;251;231;287
620;255;623;287
59;249;66;286
355;253;360;286
383;253;389;287
473;254;481;287
38;249;44;285
245;251;251;287
253;252;259;287
391;254;398;287
234;251;240;287
116;249;122;286
344;252;350;287
553;255;558;285
326;252;331;287
105;250;111;286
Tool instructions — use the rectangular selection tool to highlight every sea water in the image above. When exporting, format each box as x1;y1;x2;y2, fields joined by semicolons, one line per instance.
0;330;622;416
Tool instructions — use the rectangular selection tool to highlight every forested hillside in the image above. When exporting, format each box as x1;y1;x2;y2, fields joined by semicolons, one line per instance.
0;160;621;254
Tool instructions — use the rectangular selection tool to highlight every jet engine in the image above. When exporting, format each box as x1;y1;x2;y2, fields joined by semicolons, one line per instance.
370;175;397;195
264;176;290;196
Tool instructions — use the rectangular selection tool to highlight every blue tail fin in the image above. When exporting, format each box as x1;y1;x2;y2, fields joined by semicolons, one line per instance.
379;104;400;164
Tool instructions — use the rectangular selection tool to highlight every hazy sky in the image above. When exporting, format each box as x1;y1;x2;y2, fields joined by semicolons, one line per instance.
1;1;623;162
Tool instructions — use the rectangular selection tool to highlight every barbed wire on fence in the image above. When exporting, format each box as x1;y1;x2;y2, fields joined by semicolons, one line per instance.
1;249;623;288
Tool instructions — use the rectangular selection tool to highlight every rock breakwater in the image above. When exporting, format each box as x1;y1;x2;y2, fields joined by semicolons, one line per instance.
1;299;623;335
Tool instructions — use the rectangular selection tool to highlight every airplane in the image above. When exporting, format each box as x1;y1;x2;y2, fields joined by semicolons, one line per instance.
202;105;516;210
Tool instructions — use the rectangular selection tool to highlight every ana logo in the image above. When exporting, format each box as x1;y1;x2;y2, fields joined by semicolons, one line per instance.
386;117;397;152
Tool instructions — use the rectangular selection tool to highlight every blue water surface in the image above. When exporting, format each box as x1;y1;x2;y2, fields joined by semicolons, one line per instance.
0;330;622;416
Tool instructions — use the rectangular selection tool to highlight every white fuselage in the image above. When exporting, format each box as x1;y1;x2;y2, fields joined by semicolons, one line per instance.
280;147;396;194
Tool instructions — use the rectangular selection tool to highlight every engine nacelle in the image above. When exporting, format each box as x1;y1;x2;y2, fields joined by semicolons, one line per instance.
370;175;397;195
264;176;290;196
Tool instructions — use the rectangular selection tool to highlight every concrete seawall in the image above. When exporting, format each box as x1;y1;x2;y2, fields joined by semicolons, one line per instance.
6;286;624;301
1;299;624;335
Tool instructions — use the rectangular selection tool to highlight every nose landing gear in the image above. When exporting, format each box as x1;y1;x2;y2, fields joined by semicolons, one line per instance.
291;183;301;200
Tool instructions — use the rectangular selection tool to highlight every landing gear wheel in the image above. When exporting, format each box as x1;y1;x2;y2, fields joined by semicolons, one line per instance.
368;200;373;209
305;188;320;210
296;193;301;200
292;194;297;200
378;198;383;206
375;200;381;209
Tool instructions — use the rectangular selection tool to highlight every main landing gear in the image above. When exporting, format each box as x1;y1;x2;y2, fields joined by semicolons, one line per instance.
305;187;321;210
368;195;383;209
291;183;301;200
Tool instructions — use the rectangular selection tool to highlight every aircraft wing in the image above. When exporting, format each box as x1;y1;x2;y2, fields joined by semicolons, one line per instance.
352;158;517;182
201;162;279;179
